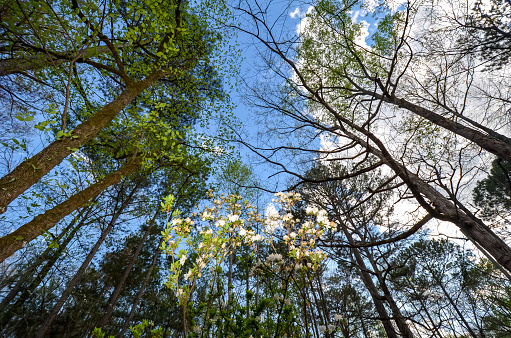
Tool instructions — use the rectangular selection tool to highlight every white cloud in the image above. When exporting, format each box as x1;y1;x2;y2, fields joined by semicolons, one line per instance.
290;7;300;19
296;6;314;35
351;10;360;22
355;20;370;49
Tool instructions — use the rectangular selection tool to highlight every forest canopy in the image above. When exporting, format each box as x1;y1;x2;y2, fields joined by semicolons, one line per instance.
1;0;511;337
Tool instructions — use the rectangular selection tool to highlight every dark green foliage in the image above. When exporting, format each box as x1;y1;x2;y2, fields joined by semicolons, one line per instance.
463;0;511;69
473;158;511;219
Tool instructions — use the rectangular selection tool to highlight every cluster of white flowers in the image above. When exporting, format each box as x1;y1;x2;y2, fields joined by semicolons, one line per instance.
273;191;301;204
318;324;336;334
200;228;214;236
316;210;329;224
184;269;193;280
266;253;283;262
228;214;239;222
306;206;319;215
201;210;213;221
196;257;206;269
333;314;343;321
163;190;334;314
306;206;337;231
237;228;262;243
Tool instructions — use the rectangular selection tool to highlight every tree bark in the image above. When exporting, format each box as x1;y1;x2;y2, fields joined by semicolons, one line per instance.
361;245;415;338
336;128;511;274
0;206;92;331
0;70;163;214
118;237;163;338
337;222;400;338
35;182;139;338
366;90;511;164
0;205;90;312
97;209;159;328
0;157;141;263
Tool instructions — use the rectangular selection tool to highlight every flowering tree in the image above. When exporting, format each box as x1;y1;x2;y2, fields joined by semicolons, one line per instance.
160;191;346;337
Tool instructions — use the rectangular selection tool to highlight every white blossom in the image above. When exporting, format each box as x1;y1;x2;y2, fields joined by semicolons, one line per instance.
228;214;239;222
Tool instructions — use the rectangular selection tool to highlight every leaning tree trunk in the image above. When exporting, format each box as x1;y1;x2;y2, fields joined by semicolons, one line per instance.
0;157;142;263
0;204;91;311
336;217;402;338
0;206;92;331
360;243;415;338
362;90;511;164
35;181;140;338
97;209;159;328
0;70;163;214
333;126;511;274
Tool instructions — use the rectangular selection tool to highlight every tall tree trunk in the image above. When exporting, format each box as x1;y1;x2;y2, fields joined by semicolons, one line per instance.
362;90;511;163
35;181;139;338
0;157;142;263
227;250;233;312
336;128;511;274
361;245;415;338
0;206;92;331
0;70;163;214
97;209;159;328
118;237;163;338
0;204;90;311
336;220;400;338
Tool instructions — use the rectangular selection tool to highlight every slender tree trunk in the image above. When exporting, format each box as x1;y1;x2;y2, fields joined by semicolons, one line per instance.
362;245;415;338
0;70;163;214
97;209;159;328
245;275;249;319
338;128;511;274
337;221;400;338
0;208;91;331
0;157;142;263
118;237;163;338
415;296;443;337
35;182;139;338
227;250;233;312
0;205;90;311
364;90;511;163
